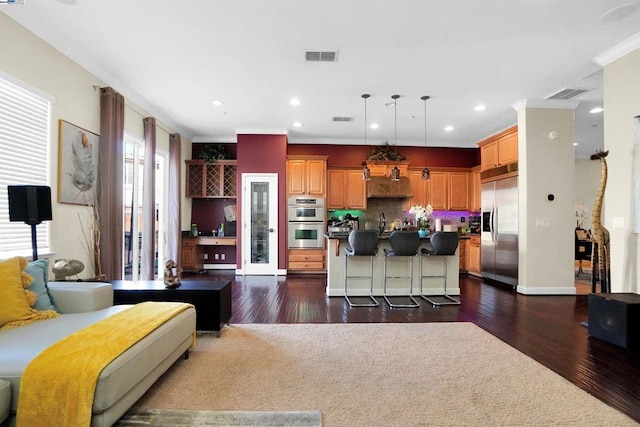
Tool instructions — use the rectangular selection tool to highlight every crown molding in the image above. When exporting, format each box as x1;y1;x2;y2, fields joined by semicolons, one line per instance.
233;127;289;135
511;99;580;111
594;32;640;66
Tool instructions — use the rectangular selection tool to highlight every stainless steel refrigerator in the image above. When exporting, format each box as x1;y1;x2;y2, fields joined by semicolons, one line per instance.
481;176;518;288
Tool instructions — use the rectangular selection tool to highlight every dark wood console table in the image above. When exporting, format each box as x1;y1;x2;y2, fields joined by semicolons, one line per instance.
111;280;231;336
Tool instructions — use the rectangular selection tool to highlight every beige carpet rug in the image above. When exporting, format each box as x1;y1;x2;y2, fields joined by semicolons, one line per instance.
130;323;636;426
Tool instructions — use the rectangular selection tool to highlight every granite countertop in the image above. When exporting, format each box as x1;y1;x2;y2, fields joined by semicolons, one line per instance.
326;232;468;240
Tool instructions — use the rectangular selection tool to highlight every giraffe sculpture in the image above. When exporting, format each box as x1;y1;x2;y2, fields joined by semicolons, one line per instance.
590;150;611;293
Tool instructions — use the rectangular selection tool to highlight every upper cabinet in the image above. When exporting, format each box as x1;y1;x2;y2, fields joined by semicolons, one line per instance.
479;125;518;172
327;168;367;210
469;166;481;212
405;168;470;211
287;156;328;196
366;161;410;178
186;160;237;198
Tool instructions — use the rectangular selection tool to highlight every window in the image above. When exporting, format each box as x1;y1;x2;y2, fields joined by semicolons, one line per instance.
0;74;52;259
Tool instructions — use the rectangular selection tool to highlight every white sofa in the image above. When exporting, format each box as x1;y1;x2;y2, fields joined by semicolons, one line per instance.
0;281;197;427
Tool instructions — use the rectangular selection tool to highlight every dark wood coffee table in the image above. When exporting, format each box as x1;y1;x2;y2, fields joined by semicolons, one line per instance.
111;280;231;336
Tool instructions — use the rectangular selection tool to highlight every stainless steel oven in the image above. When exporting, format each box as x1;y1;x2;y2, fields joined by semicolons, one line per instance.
288;196;325;249
288;221;325;249
288;197;325;222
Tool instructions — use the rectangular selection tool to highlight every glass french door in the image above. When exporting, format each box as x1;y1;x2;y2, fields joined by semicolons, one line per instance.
123;135;167;280
242;173;278;275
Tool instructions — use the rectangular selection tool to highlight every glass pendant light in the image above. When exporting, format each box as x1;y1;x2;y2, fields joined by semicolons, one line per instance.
361;94;371;181
421;95;431;181
390;94;400;181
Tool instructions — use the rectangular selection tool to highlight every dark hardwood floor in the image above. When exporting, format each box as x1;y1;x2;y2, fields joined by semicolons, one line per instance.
185;271;640;423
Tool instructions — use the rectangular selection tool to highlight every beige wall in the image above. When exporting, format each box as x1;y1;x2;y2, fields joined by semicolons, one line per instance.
0;13;191;278
603;47;640;293
516;104;577;294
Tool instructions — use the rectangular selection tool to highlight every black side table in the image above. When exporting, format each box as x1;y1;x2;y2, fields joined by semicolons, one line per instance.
111;280;232;336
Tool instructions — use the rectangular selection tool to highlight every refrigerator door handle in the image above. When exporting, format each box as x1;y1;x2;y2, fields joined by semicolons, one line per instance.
494;205;499;242
489;206;495;242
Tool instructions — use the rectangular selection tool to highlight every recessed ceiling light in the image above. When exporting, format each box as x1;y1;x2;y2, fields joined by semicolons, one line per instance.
289;98;301;106
384;101;395;107
474;104;486;111
370;123;379;129
292;121;302;128
589;107;604;114
408;115;417;119
601;4;638;23
444;126;454;132
573;142;579;146
211;100;223;106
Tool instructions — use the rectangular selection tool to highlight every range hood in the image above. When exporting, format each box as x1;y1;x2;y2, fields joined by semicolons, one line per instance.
366;176;413;199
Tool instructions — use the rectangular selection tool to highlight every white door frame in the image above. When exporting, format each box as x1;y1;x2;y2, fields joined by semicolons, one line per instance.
240;173;279;275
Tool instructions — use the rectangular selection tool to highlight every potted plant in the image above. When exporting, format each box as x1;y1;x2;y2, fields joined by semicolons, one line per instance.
199;144;228;164
408;204;433;237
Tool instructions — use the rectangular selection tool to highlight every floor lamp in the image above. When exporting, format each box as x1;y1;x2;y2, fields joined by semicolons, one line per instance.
8;185;52;261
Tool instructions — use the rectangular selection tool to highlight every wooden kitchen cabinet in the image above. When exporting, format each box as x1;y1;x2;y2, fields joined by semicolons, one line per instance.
428;170;469;211
469;166;481;212
288;249;325;272
403;169;432;210
466;235;481;275
327;168;367;210
366;161;410;178
479;125;518;171
287;156;328;196
459;238;467;270
186;160;237;198
181;238;202;272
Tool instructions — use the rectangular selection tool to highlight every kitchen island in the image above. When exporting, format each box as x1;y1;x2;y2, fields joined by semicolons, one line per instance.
325;233;460;298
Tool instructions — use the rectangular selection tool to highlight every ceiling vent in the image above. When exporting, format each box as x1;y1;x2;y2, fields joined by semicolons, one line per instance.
546;88;591;100
305;51;338;62
332;116;354;122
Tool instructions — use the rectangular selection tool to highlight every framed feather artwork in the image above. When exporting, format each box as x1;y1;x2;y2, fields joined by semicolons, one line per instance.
58;120;99;206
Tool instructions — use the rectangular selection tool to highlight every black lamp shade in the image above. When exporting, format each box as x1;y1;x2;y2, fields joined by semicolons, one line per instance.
8;185;52;225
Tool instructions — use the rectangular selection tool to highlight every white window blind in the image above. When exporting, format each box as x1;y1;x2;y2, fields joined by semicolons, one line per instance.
0;75;51;259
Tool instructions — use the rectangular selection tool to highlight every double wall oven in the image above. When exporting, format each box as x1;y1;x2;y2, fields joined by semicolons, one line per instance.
288;196;325;249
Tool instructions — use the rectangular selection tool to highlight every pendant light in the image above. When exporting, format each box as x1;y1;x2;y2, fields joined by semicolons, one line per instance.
390;94;400;181
361;94;371;181
421;95;431;181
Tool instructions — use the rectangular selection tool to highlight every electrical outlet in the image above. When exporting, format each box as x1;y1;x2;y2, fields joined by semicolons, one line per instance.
203;253;208;260
221;253;225;260
214;254;219;260
535;218;550;227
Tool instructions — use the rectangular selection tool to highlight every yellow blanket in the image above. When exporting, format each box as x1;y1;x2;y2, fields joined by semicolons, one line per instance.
16;301;195;427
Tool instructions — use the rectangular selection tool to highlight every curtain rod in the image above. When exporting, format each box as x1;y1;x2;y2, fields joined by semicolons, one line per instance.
124;102;172;137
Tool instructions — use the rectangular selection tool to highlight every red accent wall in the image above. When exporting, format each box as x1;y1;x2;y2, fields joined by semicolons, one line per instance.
287;144;480;168
236;134;288;270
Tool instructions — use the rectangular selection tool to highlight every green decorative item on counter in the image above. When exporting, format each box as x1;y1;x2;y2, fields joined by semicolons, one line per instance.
199;144;228;164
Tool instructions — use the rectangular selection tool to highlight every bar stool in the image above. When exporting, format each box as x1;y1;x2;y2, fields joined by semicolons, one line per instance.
383;230;420;308
344;229;379;307
420;231;460;306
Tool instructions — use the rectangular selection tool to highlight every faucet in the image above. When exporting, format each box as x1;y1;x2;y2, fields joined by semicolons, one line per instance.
378;212;386;234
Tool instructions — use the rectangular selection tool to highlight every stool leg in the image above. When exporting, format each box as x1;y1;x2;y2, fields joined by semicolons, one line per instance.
384;255;419;309
345;254;378;308
422;256;460;306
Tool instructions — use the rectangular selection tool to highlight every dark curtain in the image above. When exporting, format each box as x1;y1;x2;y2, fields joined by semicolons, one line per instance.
99;87;125;280
140;117;156;279
169;133;182;265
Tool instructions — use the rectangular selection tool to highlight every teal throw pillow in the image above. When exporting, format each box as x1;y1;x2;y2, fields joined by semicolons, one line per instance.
25;259;57;312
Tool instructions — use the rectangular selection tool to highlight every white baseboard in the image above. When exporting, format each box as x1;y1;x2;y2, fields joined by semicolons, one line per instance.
516;285;577;295
203;264;236;270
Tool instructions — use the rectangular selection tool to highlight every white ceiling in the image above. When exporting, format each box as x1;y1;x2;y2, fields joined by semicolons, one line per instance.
4;0;640;158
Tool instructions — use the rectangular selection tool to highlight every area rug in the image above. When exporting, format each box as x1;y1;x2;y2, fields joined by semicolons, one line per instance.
115;409;322;426
129;323;637;426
